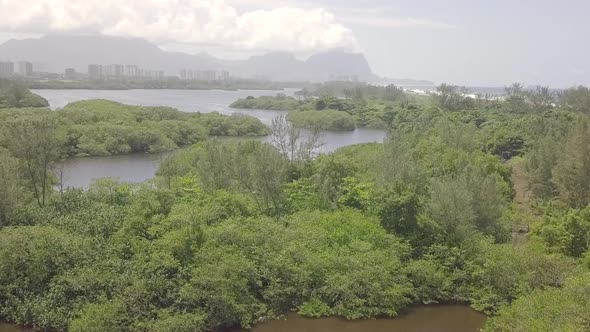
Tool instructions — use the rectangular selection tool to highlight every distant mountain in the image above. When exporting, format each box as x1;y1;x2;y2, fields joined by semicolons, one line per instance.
0;34;375;82
0;34;221;75
230;52;309;81
306;51;372;80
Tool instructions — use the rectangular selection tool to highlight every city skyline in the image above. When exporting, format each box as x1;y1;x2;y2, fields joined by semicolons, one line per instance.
0;58;234;82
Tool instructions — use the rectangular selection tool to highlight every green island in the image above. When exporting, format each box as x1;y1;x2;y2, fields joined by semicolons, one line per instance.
0;97;268;157
287;110;356;131
0;82;590;331
229;85;425;130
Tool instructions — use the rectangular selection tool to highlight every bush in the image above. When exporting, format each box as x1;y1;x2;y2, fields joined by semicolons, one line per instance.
287;110;355;131
230;94;301;110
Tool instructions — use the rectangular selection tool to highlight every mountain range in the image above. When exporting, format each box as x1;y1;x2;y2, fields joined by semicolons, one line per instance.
0;34;375;82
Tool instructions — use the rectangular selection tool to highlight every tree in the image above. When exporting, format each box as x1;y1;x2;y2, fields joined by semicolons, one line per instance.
527;86;555;112
483;273;590;332
0;148;25;225
270;115;323;162
0;79;49;108
552;117;590;208
379;188;420;237
231;141;287;216
427;177;477;245
558;85;590;113
526;132;563;198
188;140;288;217
504;83;529;113
432;83;474;111
5;116;63;207
383;84;406;102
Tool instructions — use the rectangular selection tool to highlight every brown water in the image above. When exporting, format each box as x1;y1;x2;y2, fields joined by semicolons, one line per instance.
250;305;485;332
0;323;34;332
0;305;486;332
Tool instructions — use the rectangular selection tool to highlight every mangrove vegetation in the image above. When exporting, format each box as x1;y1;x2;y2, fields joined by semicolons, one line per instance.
0;82;589;331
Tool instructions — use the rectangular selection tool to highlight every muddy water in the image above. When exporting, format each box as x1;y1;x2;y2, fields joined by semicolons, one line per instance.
0;305;486;332
0;323;34;332
249;305;486;332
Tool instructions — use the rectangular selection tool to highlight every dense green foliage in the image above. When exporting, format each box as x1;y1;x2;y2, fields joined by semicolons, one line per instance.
483;272;590;331
0;79;49;108
0;84;590;331
230;94;302;110
230;89;416;130
0;99;269;157
295;82;409;101
287;110;356;131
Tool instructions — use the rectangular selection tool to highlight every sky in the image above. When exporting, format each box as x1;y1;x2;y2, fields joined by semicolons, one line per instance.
0;0;588;87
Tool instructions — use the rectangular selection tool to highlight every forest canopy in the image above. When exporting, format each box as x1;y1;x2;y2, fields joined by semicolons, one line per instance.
0;99;269;157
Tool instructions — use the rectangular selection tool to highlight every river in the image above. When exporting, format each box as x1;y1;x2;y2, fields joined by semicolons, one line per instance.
1;305;486;332
33;89;387;188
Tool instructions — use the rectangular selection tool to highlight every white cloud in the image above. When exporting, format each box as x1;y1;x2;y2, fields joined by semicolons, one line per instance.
0;0;359;53
227;2;457;30
340;16;456;29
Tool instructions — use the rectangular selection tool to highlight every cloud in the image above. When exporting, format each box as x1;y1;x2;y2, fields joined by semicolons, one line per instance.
341;16;456;29
0;0;359;53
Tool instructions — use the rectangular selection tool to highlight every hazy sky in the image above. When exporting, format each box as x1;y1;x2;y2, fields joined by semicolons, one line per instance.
0;0;588;87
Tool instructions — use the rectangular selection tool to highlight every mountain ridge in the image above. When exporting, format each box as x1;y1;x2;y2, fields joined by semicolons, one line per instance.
0;34;375;82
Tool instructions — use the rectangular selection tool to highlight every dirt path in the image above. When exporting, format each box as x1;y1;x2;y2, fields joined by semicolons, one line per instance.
510;158;532;211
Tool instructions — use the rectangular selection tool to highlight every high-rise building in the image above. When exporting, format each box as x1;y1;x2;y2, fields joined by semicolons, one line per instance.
17;61;33;77
180;69;230;81
195;70;217;81
103;65;113;77
88;64;103;79
65;68;77;80
219;71;230;81
0;61;14;77
125;65;138;77
104;64;124;77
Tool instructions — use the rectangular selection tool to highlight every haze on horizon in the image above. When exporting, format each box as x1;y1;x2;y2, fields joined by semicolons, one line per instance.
0;0;588;88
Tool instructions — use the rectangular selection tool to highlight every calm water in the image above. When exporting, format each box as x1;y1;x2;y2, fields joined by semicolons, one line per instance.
0;323;34;332
55;153;167;188
32;88;302;125
32;89;387;188
250;306;486;332
0;305;485;332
